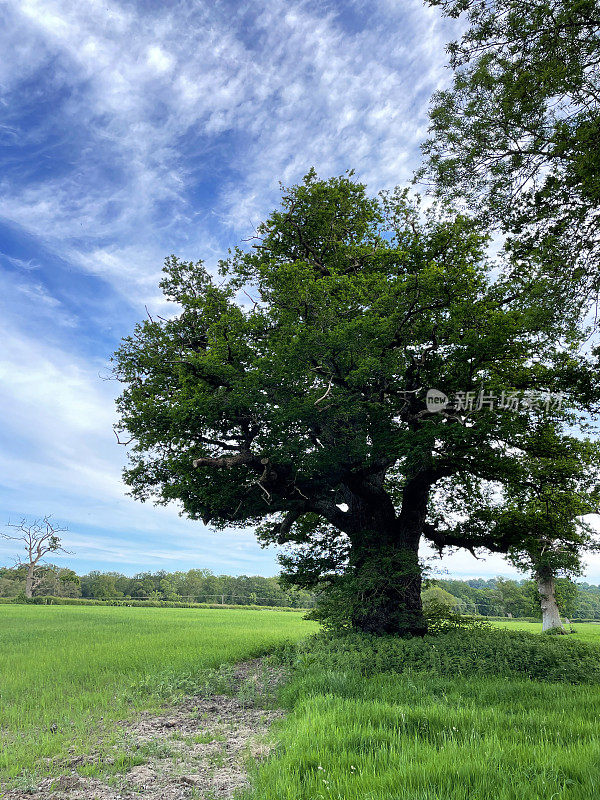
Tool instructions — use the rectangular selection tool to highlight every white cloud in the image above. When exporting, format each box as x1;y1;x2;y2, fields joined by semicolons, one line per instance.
0;253;41;271
12;281;77;327
0;0;457;306
146;45;174;74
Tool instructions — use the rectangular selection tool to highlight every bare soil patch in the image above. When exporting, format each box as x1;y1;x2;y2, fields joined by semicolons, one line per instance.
2;660;286;800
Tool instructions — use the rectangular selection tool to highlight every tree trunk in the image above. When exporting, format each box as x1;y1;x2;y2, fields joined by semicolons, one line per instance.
25;563;35;598
349;532;427;636
318;471;433;637
536;573;565;633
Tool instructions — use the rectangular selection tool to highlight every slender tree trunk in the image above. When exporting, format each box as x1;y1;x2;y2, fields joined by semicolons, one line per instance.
25;563;35;598
536;573;565;633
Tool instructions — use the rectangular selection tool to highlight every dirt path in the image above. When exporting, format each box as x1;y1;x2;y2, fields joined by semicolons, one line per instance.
2;661;286;800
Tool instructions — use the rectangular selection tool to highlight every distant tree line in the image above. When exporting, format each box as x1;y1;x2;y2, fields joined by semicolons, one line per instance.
2;563;600;619
423;577;598;620
0;565;316;608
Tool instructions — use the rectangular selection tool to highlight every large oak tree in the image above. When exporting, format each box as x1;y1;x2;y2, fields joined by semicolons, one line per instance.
113;172;594;635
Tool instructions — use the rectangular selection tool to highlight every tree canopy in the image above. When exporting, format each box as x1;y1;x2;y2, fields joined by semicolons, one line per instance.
421;0;600;303
113;171;597;635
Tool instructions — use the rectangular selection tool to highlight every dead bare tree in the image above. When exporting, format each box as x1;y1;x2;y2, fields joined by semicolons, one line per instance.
1;517;70;598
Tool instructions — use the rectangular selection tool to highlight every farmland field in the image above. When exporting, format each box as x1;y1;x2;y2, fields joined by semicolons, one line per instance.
491;619;600;643
0;605;316;781
3;607;600;800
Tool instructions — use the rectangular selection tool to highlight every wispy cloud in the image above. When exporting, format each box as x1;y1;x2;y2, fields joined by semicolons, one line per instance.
0;0;456;302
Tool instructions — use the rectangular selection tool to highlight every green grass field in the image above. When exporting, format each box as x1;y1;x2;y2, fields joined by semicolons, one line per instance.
0;604;316;780
491;618;600;643
3;607;600;799
244;624;600;800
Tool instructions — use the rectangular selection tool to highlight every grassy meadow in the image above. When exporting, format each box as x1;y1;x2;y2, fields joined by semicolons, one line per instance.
491;618;600;643
3;606;600;799
244;624;600;800
0;604;316;781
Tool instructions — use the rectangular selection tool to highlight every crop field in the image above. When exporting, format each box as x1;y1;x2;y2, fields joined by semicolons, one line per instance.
491;619;600;643
3;608;600;800
0;605;316;781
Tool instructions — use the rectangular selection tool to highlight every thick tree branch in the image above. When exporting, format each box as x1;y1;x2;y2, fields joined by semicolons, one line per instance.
311;496;355;532
196;436;246;451
272;508;309;543
192;452;262;469
422;521;518;557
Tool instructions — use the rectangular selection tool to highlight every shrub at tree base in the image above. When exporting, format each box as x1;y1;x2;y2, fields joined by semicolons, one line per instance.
275;627;600;685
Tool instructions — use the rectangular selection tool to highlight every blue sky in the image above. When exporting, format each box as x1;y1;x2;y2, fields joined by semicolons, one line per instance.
1;0;598;581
